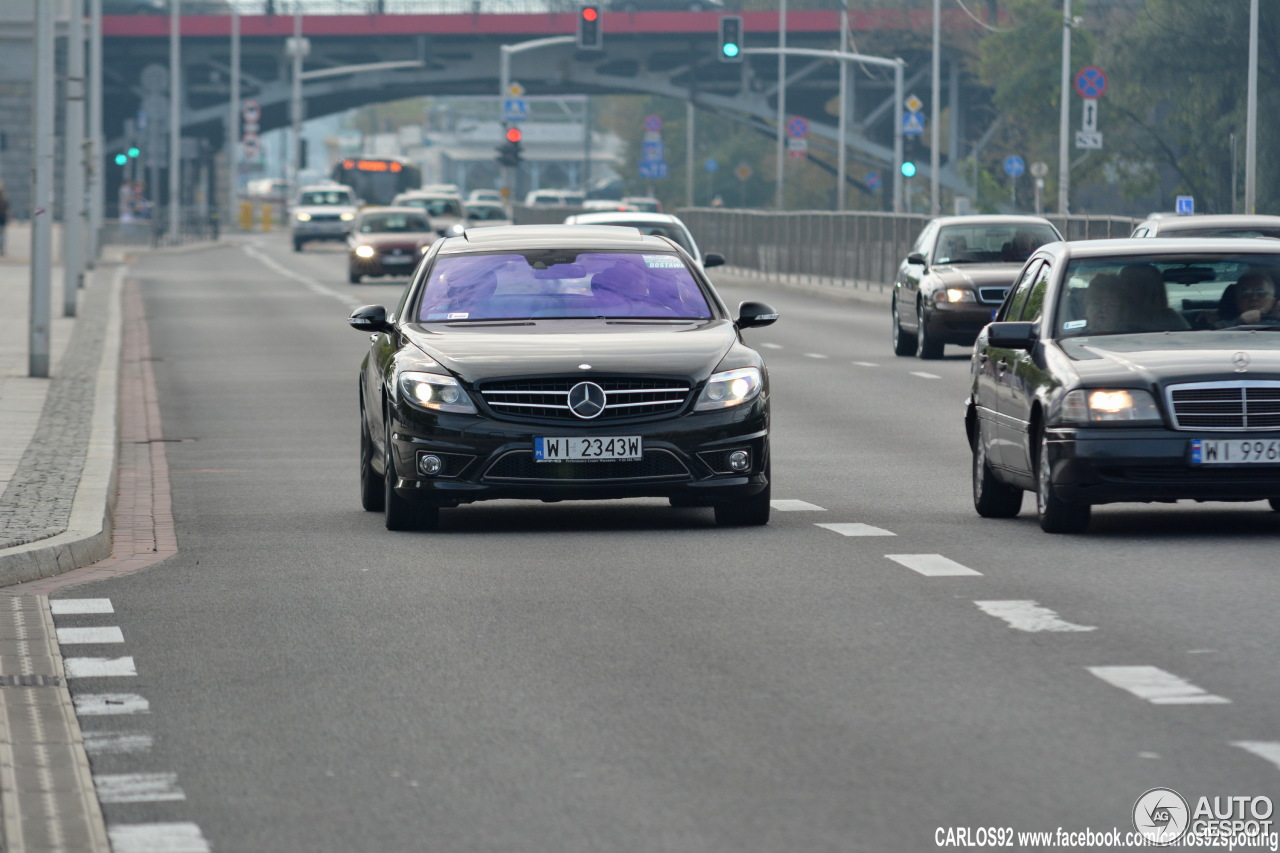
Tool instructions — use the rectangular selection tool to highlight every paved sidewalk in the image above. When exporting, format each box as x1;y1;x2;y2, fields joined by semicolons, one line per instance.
0;221;125;586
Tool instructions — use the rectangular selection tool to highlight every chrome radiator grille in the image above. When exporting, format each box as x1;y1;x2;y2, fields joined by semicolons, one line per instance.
1167;381;1280;431
478;378;690;421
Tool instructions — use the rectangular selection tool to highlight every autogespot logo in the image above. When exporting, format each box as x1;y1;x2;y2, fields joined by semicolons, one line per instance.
1134;787;1190;845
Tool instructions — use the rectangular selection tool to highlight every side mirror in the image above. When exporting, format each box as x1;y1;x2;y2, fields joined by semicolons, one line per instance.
737;301;779;329
348;304;392;333
907;252;927;267
703;252;726;269
986;321;1038;350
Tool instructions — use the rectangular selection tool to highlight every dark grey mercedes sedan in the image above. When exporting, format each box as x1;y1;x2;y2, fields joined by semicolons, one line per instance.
348;225;778;531
966;238;1280;533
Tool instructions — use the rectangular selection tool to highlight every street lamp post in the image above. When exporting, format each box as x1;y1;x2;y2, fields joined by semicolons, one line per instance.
168;0;181;242
1245;0;1258;213
1057;0;1071;215
930;0;941;216
64;0;86;317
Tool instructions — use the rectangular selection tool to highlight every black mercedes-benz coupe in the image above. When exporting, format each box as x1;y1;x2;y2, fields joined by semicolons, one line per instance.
966;237;1280;533
348;224;778;531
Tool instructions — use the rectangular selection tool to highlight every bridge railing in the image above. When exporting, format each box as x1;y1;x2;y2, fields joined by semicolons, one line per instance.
676;208;1143;292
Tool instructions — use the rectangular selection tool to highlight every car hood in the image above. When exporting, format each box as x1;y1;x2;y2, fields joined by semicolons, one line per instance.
1060;332;1280;384
294;205;356;216
353;232;434;248
929;262;1023;287
400;319;738;384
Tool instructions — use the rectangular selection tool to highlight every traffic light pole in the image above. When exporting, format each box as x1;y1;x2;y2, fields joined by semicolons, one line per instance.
498;36;575;201
743;47;906;213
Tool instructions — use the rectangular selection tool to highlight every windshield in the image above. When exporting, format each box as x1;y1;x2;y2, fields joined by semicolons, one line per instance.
359;213;431;233
1157;227;1280;239
399;197;462;217
933;223;1059;265
1056;254;1280;337
416;251;713;321
298;190;352;206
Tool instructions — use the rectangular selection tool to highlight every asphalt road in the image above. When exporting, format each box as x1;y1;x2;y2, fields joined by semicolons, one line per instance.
53;234;1280;852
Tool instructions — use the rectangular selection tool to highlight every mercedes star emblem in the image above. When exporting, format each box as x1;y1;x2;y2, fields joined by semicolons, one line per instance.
567;381;607;419
1233;351;1251;373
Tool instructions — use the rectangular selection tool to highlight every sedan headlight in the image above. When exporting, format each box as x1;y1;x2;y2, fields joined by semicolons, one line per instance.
695;367;762;411
398;372;477;414
295;212;311;222
937;288;976;303
354;245;376;259
1060;389;1162;425
340;212;355;221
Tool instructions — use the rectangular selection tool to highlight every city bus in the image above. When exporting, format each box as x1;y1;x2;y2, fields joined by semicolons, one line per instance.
331;156;422;206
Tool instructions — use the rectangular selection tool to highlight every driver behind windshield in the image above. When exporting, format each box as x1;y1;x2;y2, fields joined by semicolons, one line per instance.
1217;270;1280;327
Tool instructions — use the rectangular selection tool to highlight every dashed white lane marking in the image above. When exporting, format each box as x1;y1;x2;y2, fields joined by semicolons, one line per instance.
974;600;1097;632
802;352;828;359
83;732;154;755
50;598;114;615
1232;742;1280;771
760;342;783;349
910;371;942;379
56;626;125;644
771;500;826;511
95;772;186;803
816;522;896;537
74;693;151;716
1086;666;1231;704
886;554;983;576
852;361;878;367
64;657;137;678
108;823;211;853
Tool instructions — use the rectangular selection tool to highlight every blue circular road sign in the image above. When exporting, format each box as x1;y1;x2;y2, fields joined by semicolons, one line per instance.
787;116;809;139
704;158;718;173
1003;155;1026;177
865;171;881;191
644;114;663;133
1074;66;1107;99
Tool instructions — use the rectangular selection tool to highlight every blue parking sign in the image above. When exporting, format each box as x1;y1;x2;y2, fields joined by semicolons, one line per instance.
1176;195;1195;216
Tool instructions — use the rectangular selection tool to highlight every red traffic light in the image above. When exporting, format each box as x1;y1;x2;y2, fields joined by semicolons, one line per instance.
506;127;523;143
581;6;598;21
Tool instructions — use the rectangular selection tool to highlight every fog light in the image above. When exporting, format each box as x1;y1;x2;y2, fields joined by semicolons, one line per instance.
727;450;750;471
418;454;443;476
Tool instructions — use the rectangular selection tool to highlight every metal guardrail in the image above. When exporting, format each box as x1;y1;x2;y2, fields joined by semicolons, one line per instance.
676;208;1143;291
100;208;222;248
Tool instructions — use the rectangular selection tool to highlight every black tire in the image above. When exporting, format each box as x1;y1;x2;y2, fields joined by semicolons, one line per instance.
359;408;384;512
972;434;1022;518
1035;429;1090;533
917;301;945;359
348;269;362;284
1269;498;1280;512
384;420;439;531
713;460;771;526
293;239;304;252
891;298;917;356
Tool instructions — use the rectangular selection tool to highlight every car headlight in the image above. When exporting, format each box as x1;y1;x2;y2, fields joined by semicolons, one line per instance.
1060;389;1162;425
295;212;311;222
937;288;975;303
340;212;355;221
695;367;762;411
354;245;376;259
398;372;477;414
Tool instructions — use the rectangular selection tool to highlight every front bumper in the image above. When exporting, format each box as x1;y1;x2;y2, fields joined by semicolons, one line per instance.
1045;426;1280;505
351;253;421;277
293;221;350;240
926;302;1002;345
385;399;770;506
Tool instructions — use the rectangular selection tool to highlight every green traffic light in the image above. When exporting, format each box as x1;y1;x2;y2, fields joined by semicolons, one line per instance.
115;153;128;166
722;43;739;58
127;146;140;158
901;161;917;178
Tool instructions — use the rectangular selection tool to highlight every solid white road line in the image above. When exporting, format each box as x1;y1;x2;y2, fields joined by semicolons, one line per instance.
1086;666;1231;704
910;371;941;379
64;657;137;678
95;772;186;803
83;732;154;755
74;693;151;716
815;522;896;537
886;554;983;577
108;823;211;853
974;600;1097;632
1232;742;1280;771
56;626;125;644
770;500;826;511
243;243;362;308
50;598;114;615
